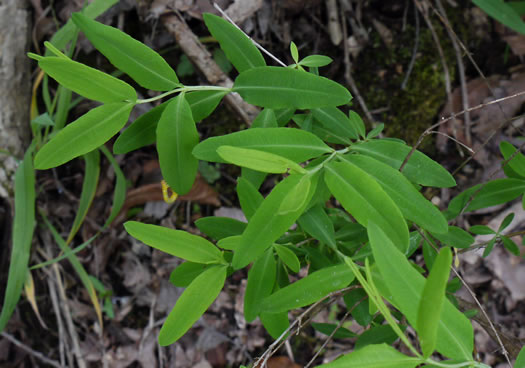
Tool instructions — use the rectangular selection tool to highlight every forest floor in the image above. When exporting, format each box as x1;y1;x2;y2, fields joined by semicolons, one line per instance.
1;0;525;367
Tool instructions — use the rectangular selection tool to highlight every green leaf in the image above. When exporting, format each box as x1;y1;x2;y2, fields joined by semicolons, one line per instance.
343;154;448;234
500;141;525;178
318;344;421;368
325;160;409;253
312;107;358;141
354;325;401;350
515;345;525;368
483;238;497;257
473;0;525;35
259;264;354;313
343;289;372;327
185;90;227;122
113;100;169;154
232;173;318;269
203;13;266;73
499;212;515;231
195;217;247;240
311;323;357;339
100;146;127;227
0;149;35;332
509;1;525;16
216;235;241;251
448;178;525;216
157;94;199;195
275;107;296;126
290;41;299;63
366;123;385;139
348;110;366;138
236;177;264;220
417;247;452;358
39;57;136;103
233;67;352;109
113;91;222;155
169;262;210;287
502;236;520;256
244;248;276;321
193;127;333;163
66;150;100;244
273;244;300;273
47;0;118;55
35;102;133;169
469;225;495;235
294;113;350;144
298;55;333;67
72;12;179;91
260;311;289;339
124;221;224;264
217;146;306;174
368;222;474;360
297;204;336;248
159;265;226;345
251;108;278;128
276;174;312;214
350;140;456;188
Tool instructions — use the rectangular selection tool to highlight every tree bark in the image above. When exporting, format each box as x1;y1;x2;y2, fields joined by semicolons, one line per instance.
0;0;31;199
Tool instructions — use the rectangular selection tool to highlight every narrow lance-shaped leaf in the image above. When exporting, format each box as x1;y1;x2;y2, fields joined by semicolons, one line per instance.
368;222;474;361
259;264;354;313
35;102;133;169
217;146;306;174
273;244;300;273
350;140;456;188
194;217;247;240
417;247;452;358
312;106;358;141
236;177;264;220
203;13;266;73
233;67;351;109
430;226;474;249
342;154;448;234
100;146;127;227
157;94;199;195
159;265;227;345
251;108;278;128
0;149;35;332
124;221;224;264
473;0;525;35
66;150;100;244
169;262;210;288
72;12;180;91
447;178;525;217
297;204;337;248
232;173;318;269
324;160;409;252
318;344;421;368
500;141;525;177
244;248;276;322
39;57;136;103
193;127;333;163
113;91;224;155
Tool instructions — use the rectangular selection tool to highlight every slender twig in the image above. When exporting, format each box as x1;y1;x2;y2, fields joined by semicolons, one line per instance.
414;0;459;150
399;91;525;172
254;286;358;367
213;2;287;67
53;264;87;368
1;332;65;368
341;6;376;124
434;0;471;146
428;131;474;153
401;3;420;90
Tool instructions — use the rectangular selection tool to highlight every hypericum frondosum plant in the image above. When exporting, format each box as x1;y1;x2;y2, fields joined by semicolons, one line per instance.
8;7;525;367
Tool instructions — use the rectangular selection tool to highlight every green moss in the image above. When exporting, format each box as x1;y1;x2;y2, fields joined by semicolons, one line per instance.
354;20;457;152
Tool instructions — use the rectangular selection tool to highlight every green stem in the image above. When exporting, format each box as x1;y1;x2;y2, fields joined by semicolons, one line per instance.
135;85;231;104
